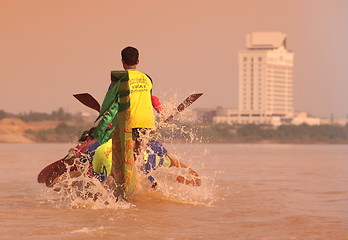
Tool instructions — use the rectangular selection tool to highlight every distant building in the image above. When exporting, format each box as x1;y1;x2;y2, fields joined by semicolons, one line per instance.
211;32;298;125
213;108;282;126
212;108;321;126
239;32;294;114
192;32;329;126
207;32;320;126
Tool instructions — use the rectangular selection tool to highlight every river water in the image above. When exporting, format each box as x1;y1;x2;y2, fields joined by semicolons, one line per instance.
0;143;347;240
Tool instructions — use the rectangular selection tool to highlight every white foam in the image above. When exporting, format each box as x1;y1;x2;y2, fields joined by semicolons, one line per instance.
71;226;104;234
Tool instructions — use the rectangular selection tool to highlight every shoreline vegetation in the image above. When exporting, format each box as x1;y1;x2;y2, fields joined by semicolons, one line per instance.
0;109;347;144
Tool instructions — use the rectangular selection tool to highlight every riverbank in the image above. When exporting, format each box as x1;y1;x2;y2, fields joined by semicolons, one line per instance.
0;118;83;143
0;118;56;143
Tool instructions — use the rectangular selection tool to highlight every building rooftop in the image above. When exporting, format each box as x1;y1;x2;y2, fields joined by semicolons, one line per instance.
246;32;287;49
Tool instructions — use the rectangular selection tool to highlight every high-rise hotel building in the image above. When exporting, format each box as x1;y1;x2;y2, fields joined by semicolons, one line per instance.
238;32;294;115
212;32;320;125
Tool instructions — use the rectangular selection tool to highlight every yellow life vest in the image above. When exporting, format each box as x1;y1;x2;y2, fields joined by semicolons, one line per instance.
128;69;155;129
92;139;112;176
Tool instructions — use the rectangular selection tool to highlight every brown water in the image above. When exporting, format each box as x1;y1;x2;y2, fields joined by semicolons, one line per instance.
0;143;347;240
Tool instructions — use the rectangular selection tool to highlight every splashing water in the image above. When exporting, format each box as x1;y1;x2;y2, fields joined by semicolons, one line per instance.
42;152;218;209
143;168;218;206
40;157;133;209
41;93;219;209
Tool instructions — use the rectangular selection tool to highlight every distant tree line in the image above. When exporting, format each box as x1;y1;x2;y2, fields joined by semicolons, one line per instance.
2;108;347;143
0;108;86;122
158;122;348;144
23;121;348;144
24;122;93;143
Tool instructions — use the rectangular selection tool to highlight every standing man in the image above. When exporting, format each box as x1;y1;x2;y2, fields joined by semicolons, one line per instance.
92;46;156;200
121;46;155;156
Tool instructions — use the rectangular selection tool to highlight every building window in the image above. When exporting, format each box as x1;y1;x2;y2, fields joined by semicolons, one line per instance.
258;57;262;61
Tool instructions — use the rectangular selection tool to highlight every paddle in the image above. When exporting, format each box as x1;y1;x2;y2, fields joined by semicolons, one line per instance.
164;93;203;123
45;158;77;187
73;93;101;112
37;156;67;183
38;94;100;185
37;155;78;187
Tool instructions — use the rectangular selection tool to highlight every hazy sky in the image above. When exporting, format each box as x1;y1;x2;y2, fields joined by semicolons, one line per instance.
1;0;347;119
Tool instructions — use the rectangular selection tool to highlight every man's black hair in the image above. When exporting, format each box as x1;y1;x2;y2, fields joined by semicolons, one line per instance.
121;46;139;66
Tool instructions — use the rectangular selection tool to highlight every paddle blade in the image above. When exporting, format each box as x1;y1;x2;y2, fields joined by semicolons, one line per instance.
176;93;203;112
45;158;77;187
37;156;77;187
164;93;203;123
73;93;101;112
37;157;67;183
